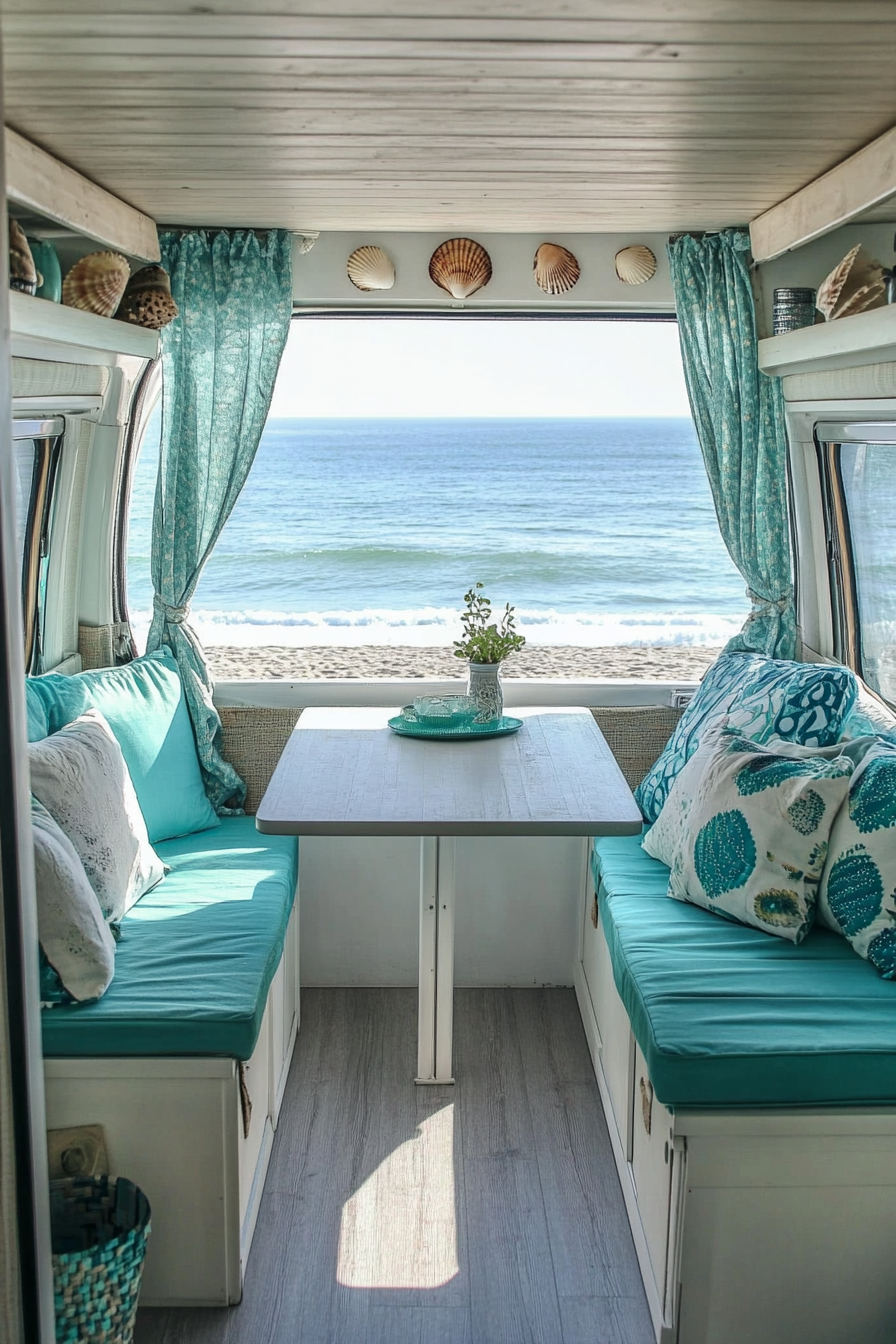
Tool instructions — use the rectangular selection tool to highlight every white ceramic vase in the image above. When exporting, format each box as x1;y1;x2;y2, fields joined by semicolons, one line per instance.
467;661;503;723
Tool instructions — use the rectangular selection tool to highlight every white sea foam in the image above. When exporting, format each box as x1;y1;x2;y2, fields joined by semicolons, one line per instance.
130;606;745;650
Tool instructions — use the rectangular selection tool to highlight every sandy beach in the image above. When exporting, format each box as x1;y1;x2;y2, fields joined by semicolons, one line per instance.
206;643;722;682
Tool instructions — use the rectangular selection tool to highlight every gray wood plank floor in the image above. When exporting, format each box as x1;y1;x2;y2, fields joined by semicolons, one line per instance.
135;988;653;1344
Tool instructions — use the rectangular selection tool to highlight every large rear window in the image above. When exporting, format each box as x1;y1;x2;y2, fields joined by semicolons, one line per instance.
127;317;746;682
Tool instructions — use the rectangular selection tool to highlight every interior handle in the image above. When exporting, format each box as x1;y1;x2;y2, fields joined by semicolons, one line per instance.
639;1076;653;1135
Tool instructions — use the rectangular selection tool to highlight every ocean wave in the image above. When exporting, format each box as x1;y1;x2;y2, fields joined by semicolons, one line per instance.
129;605;746;650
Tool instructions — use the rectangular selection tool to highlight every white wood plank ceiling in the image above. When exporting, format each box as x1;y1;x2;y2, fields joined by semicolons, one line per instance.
3;1;896;234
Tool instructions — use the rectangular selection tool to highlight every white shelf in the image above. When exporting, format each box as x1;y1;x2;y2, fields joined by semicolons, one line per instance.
10;289;159;361
759;304;896;378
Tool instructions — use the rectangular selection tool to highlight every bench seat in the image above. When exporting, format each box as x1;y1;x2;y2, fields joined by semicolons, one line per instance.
42;816;297;1060
593;832;896;1110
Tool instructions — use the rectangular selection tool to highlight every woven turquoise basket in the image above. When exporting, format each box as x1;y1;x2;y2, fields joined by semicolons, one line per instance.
50;1175;151;1344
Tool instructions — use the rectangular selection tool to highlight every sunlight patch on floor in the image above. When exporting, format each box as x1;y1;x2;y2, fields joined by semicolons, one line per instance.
336;1103;459;1289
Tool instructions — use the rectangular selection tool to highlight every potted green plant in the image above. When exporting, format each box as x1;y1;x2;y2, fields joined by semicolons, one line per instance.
453;582;526;722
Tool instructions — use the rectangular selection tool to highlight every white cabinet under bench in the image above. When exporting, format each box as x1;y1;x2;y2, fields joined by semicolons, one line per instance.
42;818;300;1307
576;835;896;1344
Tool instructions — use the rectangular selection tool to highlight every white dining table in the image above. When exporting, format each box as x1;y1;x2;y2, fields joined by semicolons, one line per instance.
256;705;642;1084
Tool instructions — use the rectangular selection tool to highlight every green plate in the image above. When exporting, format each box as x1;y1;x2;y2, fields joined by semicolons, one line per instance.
389;710;523;741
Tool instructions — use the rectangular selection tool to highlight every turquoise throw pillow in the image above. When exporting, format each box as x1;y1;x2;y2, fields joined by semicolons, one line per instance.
665;732;855;943
634;652;858;824
27;650;218;843
24;682;50;743
819;742;896;978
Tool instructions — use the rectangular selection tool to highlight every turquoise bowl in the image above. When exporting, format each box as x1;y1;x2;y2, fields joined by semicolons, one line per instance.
410;695;478;728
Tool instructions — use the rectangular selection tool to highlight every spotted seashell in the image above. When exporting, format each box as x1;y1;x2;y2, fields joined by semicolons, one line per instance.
9;219;39;294
62;251;130;318
115;265;178;329
533;243;580;295
347;245;395;292
615;245;657;286
428;237;491;300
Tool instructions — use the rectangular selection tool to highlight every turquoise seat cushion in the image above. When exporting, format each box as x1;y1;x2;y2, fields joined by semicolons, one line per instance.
41;818;297;1060
591;829;664;900
634;652;858;824
26;648;219;843
594;833;896;1109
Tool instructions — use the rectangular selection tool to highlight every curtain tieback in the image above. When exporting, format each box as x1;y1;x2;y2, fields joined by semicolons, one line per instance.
746;590;789;615
153;595;190;625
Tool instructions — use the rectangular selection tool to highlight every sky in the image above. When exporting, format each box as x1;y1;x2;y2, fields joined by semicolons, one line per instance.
267;317;692;419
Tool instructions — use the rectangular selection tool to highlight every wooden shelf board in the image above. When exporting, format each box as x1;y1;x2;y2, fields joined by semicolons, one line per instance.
6;126;160;264
759;304;896;378
10;288;159;360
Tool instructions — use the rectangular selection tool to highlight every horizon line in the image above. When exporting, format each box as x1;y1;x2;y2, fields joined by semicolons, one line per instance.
265;412;694;421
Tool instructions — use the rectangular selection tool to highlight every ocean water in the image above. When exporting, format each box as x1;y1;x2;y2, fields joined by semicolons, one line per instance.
127;416;747;647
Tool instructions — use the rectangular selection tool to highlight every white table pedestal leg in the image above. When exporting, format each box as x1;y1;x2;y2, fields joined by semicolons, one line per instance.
416;836;456;1084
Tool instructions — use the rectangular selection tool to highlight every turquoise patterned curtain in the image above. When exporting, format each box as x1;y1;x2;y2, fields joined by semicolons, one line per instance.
667;229;796;660
146;229;293;811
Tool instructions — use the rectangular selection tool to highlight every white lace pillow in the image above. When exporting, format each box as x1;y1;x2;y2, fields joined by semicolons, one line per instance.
29;708;167;922
32;798;115;1002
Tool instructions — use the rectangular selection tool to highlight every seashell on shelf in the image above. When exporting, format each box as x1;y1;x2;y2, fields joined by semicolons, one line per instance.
615;244;657;286
62;251;130;318
9;220;40;295
115;264;178;329
346;245;395;292
533;242;580;295
816;244;886;321
832;279;886;321
428;237;492;299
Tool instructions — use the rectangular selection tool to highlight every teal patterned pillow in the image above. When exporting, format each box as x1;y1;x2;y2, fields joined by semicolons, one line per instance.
635;653;858;823
819;742;896;977
667;732;855;943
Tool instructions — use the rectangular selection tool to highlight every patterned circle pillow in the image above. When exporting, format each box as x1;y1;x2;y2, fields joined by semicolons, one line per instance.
634;652;858;824
818;742;896;977
666;732;855;943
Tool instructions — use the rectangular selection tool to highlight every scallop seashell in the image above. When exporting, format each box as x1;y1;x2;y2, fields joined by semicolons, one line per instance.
817;244;885;321
62;251;130;318
9;220;39;295
115;264;179;329
428;237;492;299
615;245;657;286
347;245;395;292
817;244;861;318
832;279;886;321
533;242;580;295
